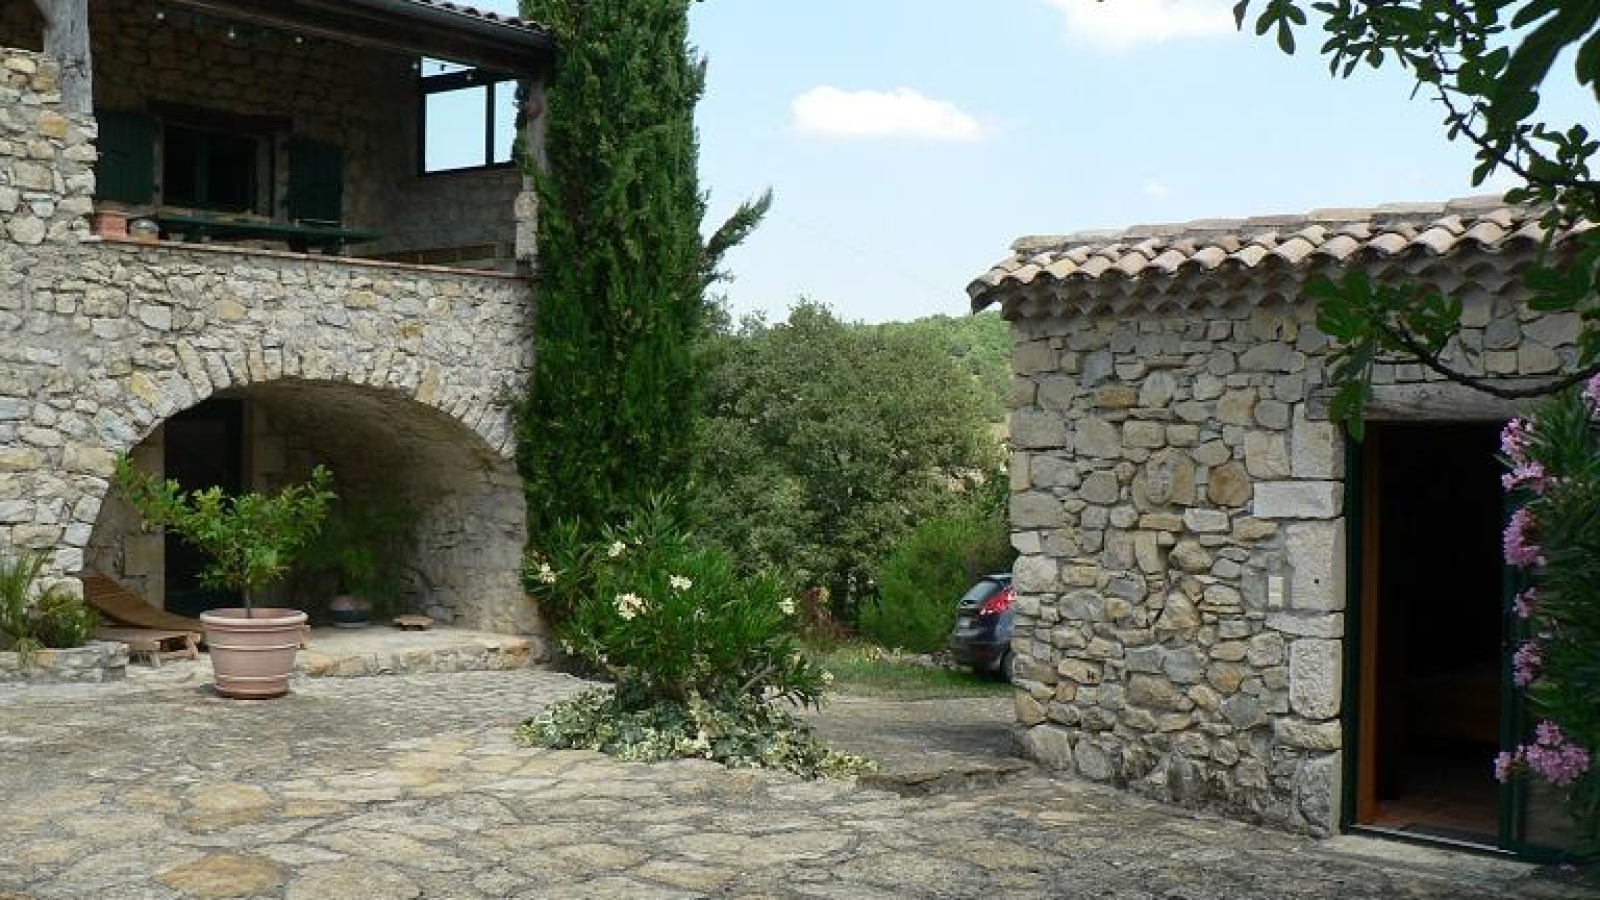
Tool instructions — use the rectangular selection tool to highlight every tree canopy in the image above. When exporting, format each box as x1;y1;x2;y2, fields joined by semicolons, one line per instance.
696;302;1002;615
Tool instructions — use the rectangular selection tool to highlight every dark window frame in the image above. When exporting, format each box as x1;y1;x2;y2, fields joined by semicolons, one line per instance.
151;105;284;216
418;65;519;175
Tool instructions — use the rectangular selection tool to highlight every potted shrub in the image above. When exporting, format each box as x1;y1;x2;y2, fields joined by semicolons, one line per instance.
299;494;416;628
116;461;334;698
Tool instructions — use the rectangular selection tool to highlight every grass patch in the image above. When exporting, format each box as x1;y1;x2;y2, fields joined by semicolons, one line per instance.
818;642;1012;700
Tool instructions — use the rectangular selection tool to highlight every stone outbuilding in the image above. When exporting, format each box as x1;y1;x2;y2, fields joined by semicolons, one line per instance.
970;198;1591;856
2;1;552;643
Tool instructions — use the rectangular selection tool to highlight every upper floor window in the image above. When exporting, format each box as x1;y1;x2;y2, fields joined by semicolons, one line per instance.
420;59;519;174
163;123;261;213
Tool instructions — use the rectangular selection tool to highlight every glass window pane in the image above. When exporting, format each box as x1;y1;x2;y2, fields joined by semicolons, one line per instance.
492;81;518;164
425;86;488;172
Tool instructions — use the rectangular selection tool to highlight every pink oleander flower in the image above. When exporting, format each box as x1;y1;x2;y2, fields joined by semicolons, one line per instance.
1514;588;1539;619
1503;508;1546;568
1501;417;1533;464
1585;373;1600;415
1494;750;1517;784
1501;461;1550;494
1525;722;1592;787
1513;641;1542;687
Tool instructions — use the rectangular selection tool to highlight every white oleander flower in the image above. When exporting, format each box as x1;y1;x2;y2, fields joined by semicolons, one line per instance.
614;592;647;620
778;597;796;615
669;575;693;592
607;541;627;558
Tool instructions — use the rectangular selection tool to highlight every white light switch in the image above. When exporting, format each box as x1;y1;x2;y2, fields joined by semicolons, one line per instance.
1267;576;1285;609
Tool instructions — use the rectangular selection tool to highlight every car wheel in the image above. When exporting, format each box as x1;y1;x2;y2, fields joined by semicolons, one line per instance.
996;649;1018;683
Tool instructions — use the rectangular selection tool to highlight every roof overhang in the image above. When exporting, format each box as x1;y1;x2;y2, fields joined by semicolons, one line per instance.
968;197;1590;321
165;0;555;75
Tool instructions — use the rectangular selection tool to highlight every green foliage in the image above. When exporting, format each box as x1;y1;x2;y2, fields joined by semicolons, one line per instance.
298;493;416;618
878;312;1012;422
0;550;97;664
698;301;1002;618
861;502;1014;653
1235;1;1600;426
515;0;768;627
1500;385;1600;850
115;461;334;609
556;497;829;708
519;689;872;778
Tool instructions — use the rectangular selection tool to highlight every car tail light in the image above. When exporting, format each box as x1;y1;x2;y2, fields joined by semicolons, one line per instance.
978;587;1012;616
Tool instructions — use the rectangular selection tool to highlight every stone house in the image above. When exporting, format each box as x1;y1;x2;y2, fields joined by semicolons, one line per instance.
1;1;552;643
970;197;1591;856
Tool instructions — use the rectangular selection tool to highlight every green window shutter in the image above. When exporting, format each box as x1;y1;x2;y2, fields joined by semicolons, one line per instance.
287;140;344;224
94;110;156;205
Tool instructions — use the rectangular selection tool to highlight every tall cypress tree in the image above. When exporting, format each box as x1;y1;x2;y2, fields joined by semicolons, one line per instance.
517;0;766;620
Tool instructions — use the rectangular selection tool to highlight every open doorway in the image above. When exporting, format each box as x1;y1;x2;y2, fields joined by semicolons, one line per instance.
1358;421;1503;843
162;397;245;617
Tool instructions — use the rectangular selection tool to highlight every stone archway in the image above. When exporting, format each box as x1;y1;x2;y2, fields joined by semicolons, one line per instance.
85;377;536;634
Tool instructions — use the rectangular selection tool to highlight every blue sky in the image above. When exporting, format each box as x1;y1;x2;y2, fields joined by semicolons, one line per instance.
478;0;1593;324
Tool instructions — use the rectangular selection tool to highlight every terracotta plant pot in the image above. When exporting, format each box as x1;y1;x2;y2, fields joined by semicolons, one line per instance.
200;608;308;699
90;207;129;239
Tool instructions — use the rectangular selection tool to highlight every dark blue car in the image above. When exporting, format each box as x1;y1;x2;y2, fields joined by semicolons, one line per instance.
947;573;1015;680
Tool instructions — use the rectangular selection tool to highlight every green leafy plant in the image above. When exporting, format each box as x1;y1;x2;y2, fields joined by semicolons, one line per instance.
520;689;871;778
559;496;828;708
0;550;97;666
1494;380;1600;852
861;503;1015;654
298;493;416;619
115;461;335;614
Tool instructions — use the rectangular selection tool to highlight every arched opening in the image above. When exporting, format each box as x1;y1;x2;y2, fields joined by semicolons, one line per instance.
85;379;537;635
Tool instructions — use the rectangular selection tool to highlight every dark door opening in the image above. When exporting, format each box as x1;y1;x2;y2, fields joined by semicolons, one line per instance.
163;397;244;617
1359;421;1503;843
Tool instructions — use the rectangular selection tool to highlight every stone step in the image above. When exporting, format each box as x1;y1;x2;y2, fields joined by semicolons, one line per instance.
294;628;537;679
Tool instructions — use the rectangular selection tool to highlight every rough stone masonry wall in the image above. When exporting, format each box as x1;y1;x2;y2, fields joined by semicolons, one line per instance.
0;48;542;641
0;48;95;247
1005;246;1571;835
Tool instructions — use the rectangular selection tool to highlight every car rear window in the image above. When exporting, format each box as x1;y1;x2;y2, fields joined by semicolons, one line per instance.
958;580;1005;606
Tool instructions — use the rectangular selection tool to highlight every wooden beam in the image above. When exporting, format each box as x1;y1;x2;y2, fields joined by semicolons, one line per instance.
166;0;551;75
1306;382;1541;423
31;0;93;115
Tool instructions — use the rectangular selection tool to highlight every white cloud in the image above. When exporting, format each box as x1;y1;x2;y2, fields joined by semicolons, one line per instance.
1044;0;1237;52
1141;179;1172;198
791;86;987;143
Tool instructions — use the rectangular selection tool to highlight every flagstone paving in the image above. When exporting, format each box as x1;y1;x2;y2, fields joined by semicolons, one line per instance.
0;671;1584;899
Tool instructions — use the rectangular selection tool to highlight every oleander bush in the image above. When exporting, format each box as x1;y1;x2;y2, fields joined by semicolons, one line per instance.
1495;380;1600;852
520;498;869;777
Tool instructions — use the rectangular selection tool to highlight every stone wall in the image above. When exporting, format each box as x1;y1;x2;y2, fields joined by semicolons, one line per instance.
0;0;534;266
0;640;128;684
1004;242;1562;834
0;48;95;247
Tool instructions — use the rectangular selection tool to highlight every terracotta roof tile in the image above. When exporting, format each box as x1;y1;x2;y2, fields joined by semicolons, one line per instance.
396;1;549;35
969;196;1594;313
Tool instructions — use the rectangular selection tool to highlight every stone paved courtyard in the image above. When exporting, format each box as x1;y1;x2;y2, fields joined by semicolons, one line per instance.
0;671;1585;899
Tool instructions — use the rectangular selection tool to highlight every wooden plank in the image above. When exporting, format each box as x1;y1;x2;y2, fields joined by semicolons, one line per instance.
33;0;93;115
166;0;551;74
1307;383;1540;423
